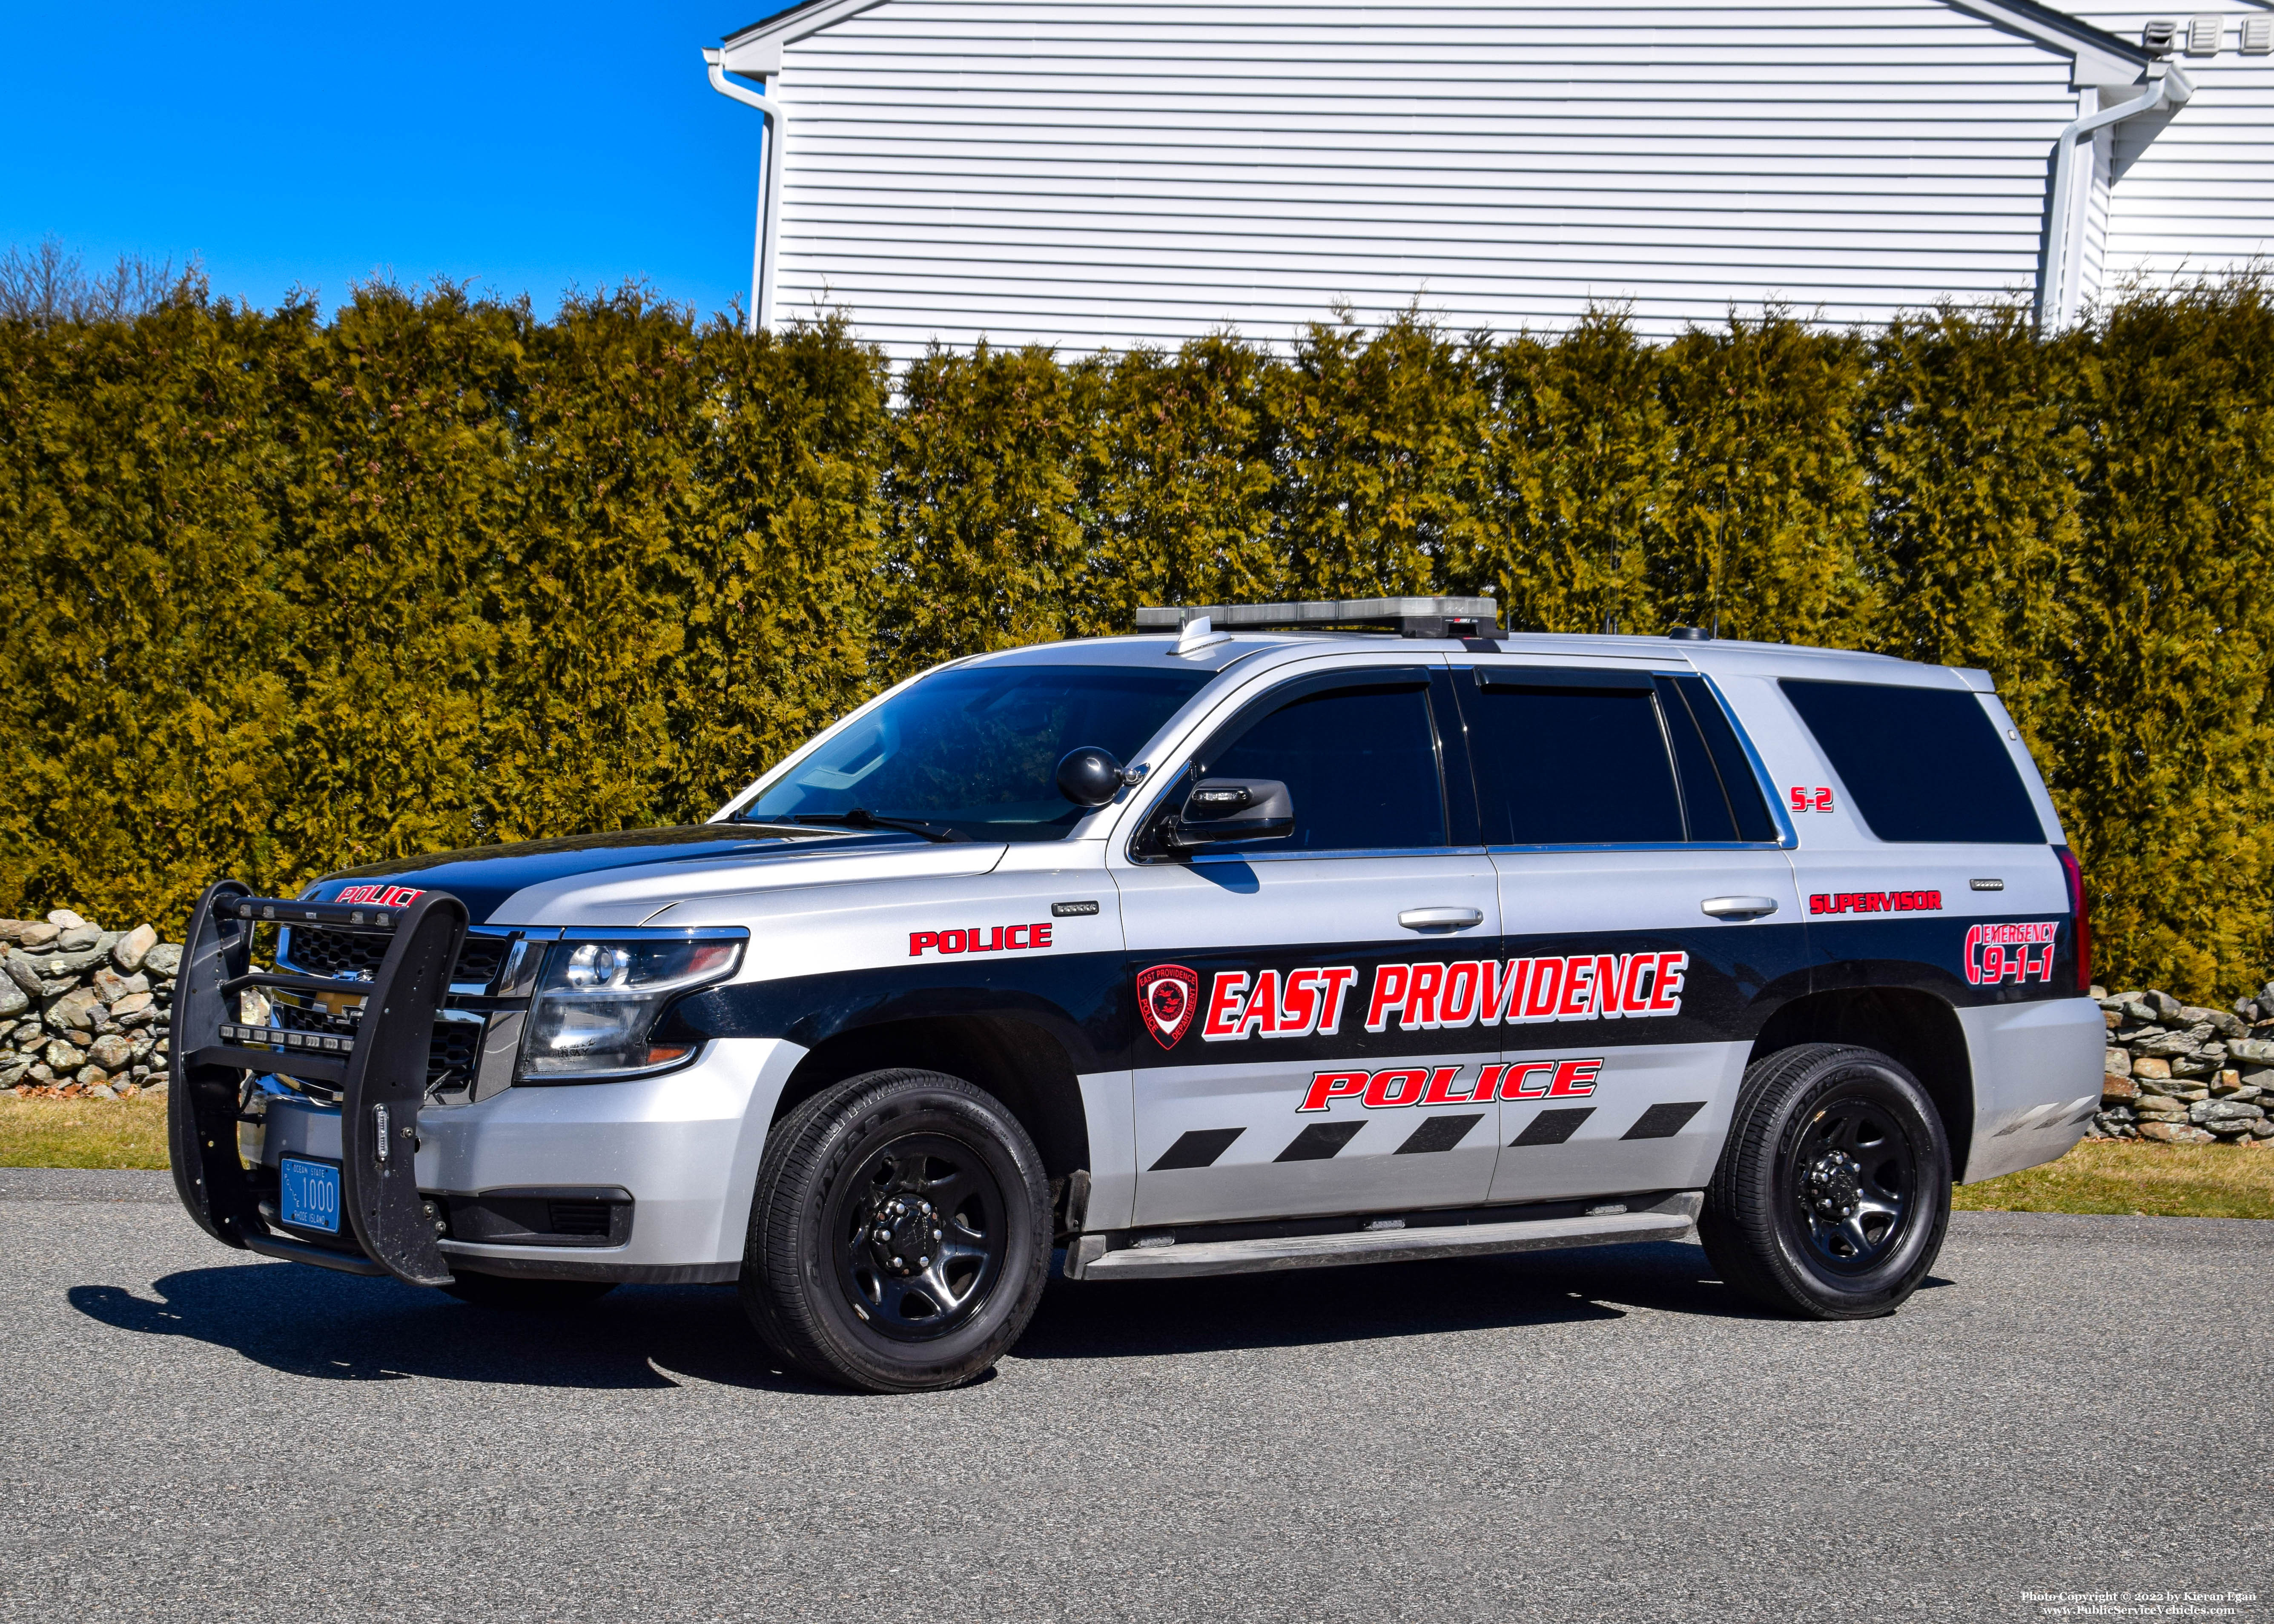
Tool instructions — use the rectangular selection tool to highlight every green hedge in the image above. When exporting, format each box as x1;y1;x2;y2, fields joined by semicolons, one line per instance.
3;282;2270;996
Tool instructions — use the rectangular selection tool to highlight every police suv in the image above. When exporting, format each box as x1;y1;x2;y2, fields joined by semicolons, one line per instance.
170;599;2102;1392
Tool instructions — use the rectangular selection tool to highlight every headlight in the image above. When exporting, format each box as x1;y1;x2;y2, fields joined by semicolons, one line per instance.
518;934;744;1081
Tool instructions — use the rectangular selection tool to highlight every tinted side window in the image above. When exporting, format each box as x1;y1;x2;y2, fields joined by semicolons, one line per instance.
1780;679;2044;844
1465;680;1684;845
1203;683;1447;851
1664;675;1780;842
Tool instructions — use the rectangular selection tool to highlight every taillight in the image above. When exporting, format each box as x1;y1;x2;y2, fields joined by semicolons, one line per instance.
2055;845;2092;995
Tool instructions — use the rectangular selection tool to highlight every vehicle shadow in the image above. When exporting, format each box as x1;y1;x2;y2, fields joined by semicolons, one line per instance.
66;1240;1852;1391
66;1265;823;1394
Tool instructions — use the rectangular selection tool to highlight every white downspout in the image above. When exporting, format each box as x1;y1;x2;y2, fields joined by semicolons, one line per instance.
703;48;787;337
2037;63;2191;334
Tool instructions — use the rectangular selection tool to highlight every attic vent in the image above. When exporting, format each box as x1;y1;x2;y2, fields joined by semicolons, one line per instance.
2142;18;2181;51
2186;13;2224;54
2243;14;2272;52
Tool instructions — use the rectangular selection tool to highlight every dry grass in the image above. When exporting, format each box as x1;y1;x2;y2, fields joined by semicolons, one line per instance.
1954;1137;2274;1219
0;1090;170;1169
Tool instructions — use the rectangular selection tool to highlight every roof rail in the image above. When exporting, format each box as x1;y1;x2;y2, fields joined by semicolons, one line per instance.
1135;597;1500;640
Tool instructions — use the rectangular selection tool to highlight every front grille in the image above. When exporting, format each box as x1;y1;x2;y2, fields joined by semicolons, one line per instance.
450;936;510;988
282;925;513;989
427;1020;481;1091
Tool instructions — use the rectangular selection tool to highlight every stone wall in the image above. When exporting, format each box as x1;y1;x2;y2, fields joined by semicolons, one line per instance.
0;912;180;1098
2092;986;2274;1144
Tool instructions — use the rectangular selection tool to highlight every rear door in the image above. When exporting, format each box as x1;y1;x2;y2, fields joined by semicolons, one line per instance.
1111;660;1506;1226
1456;663;1807;1204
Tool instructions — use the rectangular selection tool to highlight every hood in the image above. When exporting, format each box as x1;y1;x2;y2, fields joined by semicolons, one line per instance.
308;823;1004;926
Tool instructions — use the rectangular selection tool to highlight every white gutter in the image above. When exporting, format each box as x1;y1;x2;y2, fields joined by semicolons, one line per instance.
2037;63;2192;334
702;48;788;337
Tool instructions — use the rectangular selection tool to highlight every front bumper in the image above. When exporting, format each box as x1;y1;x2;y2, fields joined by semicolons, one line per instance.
257;1036;805;1281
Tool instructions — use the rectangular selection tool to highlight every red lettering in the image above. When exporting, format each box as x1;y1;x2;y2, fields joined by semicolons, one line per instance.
1522;959;1563;1020
1405;962;1445;1028
1483;960;1528;1024
1281;968;1323;1036
1005;924;1028;949
1202;973;1249;1040
1364;1067;1431;1108
1592;954;1621;1017
940;930;966;954
1438;961;1480;1028
1547;1058;1602;1097
1504;1061;1555;1098
1034;923;1053;948
1299;1070;1370;1113
1365;965;1412;1032
1618;953;1653;1014
909;931;939;957
1469;1063;1509;1103
1315;967;1358;1034
1648;951;1687;1014
1419;1065;1474;1106
1237;969;1282;1038
1557;959;1595;1018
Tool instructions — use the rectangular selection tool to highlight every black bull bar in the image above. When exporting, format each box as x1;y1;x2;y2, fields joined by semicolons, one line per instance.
167;880;469;1286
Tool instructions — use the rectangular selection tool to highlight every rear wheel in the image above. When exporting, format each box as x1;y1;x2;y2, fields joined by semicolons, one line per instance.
1700;1043;1950;1319
741;1068;1050;1393
439;1273;617;1311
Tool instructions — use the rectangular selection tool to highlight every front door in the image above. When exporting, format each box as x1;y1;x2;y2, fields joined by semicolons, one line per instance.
1113;664;1505;1226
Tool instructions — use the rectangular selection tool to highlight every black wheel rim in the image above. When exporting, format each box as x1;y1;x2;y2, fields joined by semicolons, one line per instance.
1788;1090;1916;1274
832;1131;1007;1342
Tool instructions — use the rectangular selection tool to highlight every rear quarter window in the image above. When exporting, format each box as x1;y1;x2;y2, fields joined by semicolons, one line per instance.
1778;679;2045;844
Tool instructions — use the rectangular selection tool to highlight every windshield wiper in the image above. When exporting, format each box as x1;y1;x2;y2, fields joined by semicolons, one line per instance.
785;809;969;844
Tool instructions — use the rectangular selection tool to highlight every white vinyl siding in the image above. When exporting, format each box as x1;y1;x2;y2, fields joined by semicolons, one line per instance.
755;0;2093;358
2071;6;2274;287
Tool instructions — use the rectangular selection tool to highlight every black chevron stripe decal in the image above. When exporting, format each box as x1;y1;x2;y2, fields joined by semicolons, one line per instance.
1623;1102;1706;1140
1150;1127;1245;1171
1276;1122;1365;1162
1509;1107;1594;1147
1394;1113;1484;1154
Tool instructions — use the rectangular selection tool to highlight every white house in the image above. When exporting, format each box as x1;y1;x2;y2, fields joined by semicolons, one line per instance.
700;0;2271;360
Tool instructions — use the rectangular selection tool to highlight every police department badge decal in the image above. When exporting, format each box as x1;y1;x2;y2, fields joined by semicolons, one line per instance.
1136;963;1199;1050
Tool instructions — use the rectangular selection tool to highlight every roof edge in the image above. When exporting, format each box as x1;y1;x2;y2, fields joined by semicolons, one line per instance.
723;0;886;57
720;0;2152;89
1944;0;2154;87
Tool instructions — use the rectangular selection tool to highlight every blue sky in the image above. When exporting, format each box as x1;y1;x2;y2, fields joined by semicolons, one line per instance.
0;0;776;319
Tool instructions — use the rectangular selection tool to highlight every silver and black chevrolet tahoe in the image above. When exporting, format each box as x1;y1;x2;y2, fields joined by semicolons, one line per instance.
171;598;2104;1392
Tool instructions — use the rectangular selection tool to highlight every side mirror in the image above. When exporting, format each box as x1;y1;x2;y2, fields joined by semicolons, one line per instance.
1169;779;1295;849
1056;746;1130;808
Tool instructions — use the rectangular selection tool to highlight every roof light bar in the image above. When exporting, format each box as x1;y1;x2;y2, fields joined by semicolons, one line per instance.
1135;597;1501;640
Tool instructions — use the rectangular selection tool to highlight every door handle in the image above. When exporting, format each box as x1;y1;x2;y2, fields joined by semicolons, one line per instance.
1399;907;1484;931
1700;895;1779;920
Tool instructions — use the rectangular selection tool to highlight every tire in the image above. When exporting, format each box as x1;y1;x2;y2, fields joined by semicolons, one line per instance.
439;1273;618;1311
741;1068;1051;1393
1699;1042;1951;1320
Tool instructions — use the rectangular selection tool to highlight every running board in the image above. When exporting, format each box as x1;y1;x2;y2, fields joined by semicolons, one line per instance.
1067;1192;1701;1281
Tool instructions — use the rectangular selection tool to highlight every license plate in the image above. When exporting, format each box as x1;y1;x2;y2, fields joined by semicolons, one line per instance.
279;1156;341;1234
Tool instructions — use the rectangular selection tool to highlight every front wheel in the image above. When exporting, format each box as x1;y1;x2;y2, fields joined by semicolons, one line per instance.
1699;1043;1951;1319
741;1068;1051;1393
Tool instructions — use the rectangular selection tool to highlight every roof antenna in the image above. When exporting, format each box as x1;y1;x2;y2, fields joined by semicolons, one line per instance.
1174;613;1233;657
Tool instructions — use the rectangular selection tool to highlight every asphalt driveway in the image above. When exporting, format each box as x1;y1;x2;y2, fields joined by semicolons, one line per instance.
2;1169;2267;1623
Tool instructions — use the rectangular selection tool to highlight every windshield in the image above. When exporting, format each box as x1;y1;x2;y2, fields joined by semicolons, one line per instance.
740;664;1215;842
